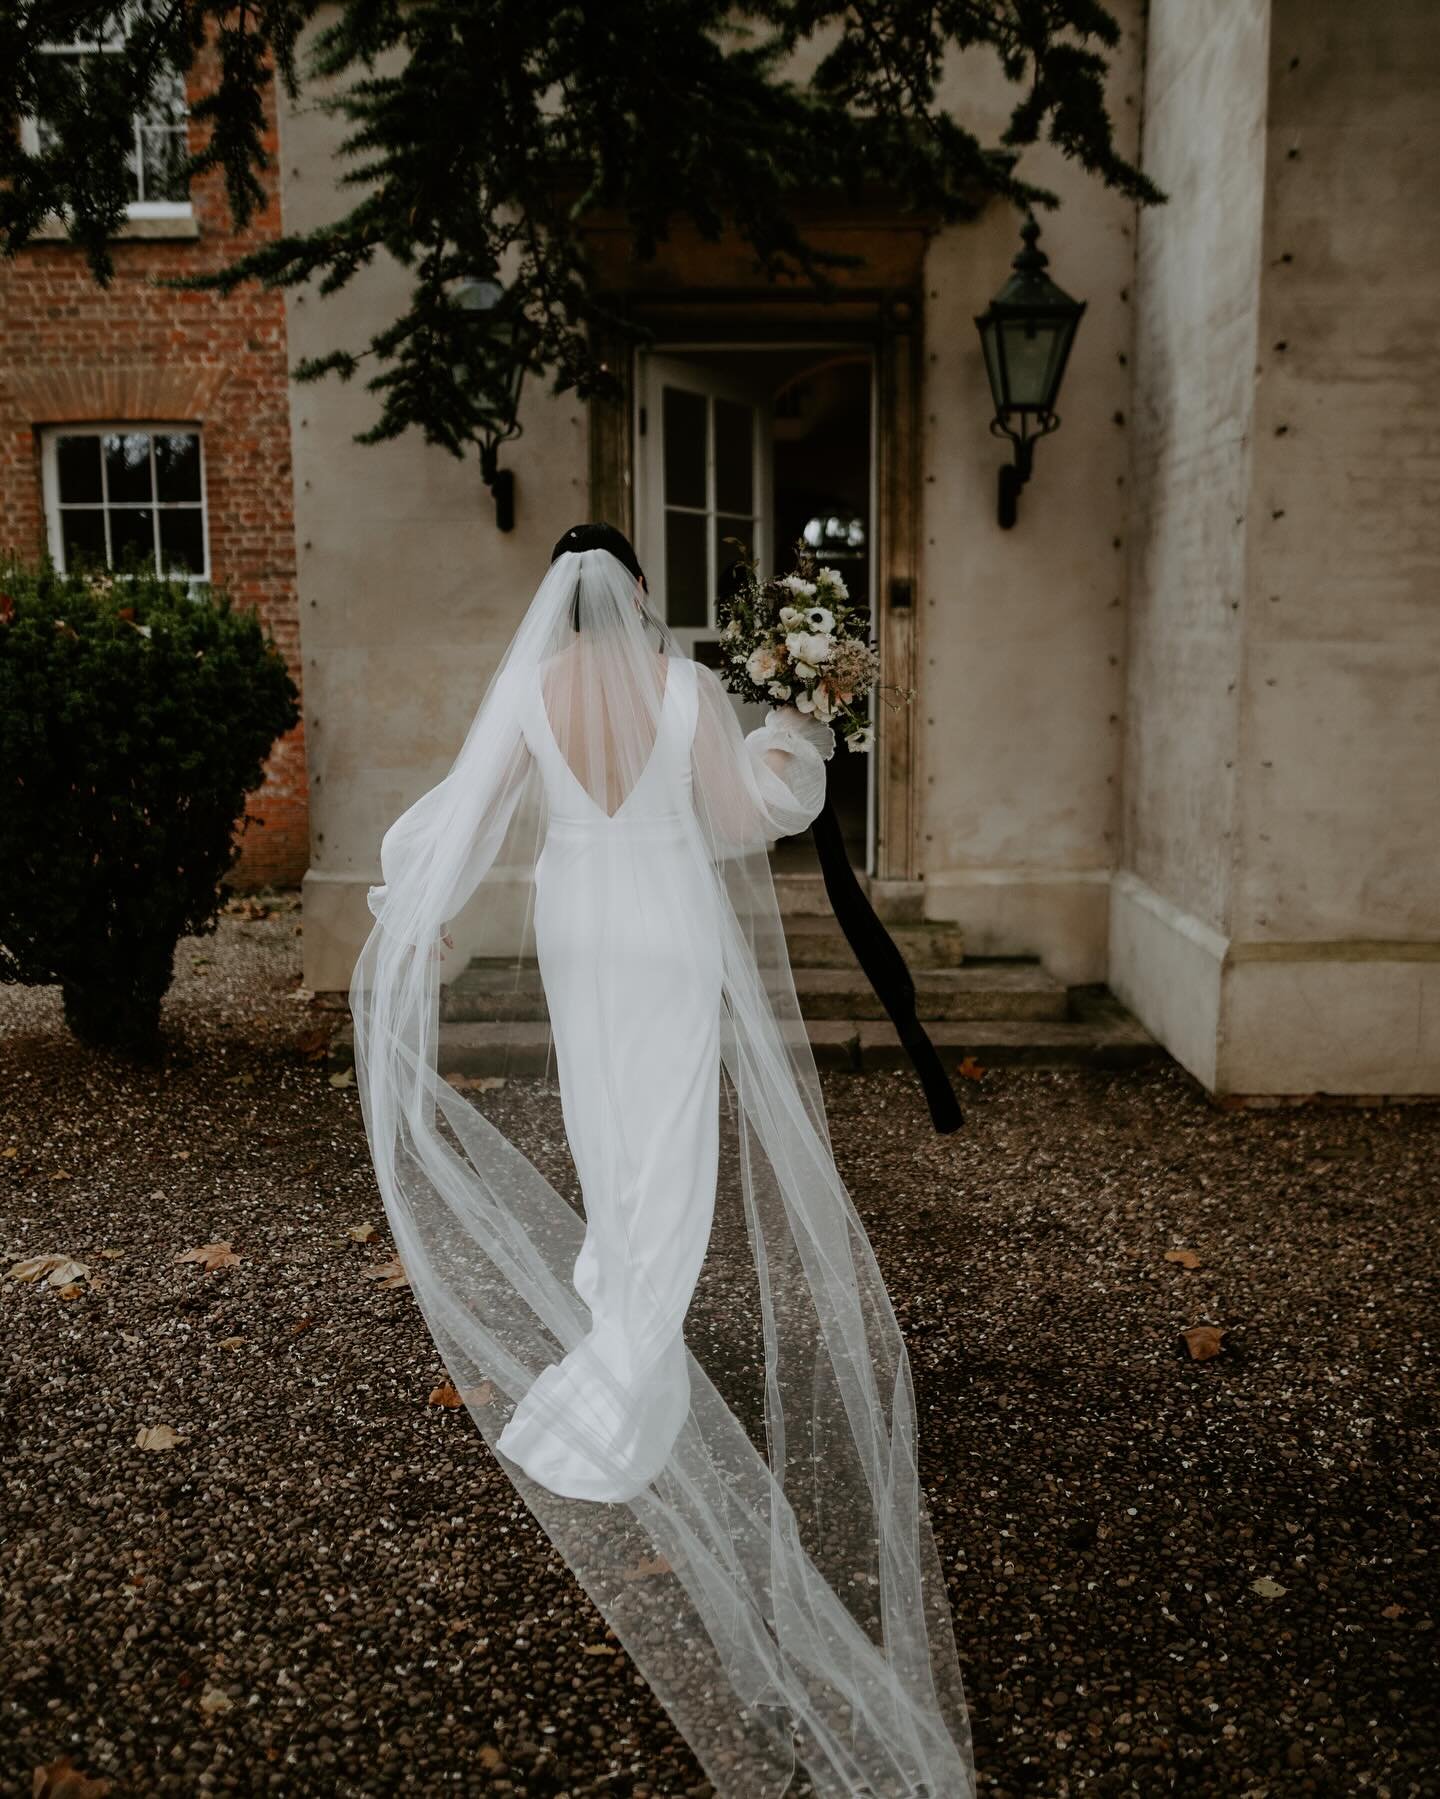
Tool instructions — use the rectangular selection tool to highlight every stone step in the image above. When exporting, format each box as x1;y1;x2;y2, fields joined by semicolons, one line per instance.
332;992;1160;1078
440;959;1065;1024
781;913;967;970
772;872;931;927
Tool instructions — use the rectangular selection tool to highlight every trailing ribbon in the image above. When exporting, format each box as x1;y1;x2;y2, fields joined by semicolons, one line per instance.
808;790;963;1134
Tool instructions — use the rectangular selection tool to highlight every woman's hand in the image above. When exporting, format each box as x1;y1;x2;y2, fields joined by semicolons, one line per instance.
766;704;836;761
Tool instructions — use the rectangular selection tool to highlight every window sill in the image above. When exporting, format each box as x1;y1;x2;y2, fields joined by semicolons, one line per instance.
29;211;199;244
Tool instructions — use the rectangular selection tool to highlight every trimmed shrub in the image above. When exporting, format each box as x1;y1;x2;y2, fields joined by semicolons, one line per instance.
0;560;300;1051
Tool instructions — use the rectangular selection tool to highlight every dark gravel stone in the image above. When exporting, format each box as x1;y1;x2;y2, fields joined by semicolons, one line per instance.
2;901;1436;1794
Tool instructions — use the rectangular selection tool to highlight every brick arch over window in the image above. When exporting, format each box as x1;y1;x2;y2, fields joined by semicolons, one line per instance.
13;363;233;425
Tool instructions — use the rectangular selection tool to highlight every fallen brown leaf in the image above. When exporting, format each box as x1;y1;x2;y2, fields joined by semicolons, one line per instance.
8;1254;90;1287
295;1025;334;1061
31;1752;114;1797
955;1055;986;1082
135;1424;182;1452
429;1380;465;1408
1164;1248;1202;1270
345;1221;378;1243
175;1241;241;1274
1182;1324;1226;1361
581;1643;617;1656
217;1336;247;1350
55;1282;85;1300
622;1554;672;1582
361;1257;410;1290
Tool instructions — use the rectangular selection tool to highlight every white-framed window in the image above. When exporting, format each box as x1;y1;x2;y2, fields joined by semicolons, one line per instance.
21;9;191;219
41;426;210;580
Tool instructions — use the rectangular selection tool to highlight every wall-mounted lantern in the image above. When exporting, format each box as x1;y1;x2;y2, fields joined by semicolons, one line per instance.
974;215;1087;530
452;277;525;532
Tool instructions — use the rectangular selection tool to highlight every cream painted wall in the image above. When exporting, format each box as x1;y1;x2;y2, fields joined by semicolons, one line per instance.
279;39;588;990
1237;0;1440;949
1113;0;1440;1095
918;6;1146;984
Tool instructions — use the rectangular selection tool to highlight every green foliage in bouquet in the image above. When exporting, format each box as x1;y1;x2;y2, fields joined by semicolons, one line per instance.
0;559;300;1052
717;543;883;751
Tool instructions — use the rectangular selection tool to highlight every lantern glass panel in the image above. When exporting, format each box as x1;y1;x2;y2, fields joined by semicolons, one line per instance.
999;316;1068;410
979;319;1006;412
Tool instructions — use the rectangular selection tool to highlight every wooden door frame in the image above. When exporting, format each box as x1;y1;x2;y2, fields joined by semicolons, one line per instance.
588;298;925;889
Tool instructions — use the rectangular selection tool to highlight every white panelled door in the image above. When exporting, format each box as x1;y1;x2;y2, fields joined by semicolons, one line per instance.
636;355;773;723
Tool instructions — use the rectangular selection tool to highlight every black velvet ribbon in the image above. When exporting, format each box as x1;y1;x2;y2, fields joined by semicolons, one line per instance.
808;790;963;1134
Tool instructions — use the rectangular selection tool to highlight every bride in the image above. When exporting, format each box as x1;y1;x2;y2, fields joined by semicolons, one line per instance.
351;524;974;1797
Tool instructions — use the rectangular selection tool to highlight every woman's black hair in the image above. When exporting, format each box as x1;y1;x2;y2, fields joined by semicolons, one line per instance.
550;522;646;587
551;522;648;632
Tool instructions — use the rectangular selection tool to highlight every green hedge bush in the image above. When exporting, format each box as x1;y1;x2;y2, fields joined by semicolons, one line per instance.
0;560;299;1051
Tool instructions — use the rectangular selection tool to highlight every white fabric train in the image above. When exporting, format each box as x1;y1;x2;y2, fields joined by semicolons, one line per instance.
351;547;975;1797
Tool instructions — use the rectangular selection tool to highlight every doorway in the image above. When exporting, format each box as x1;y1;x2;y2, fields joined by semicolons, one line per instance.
635;345;875;869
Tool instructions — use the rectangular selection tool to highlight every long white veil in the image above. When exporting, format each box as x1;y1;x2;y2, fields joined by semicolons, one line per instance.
350;547;974;1797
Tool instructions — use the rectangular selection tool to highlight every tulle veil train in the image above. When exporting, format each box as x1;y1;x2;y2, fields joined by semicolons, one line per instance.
350;542;974;1796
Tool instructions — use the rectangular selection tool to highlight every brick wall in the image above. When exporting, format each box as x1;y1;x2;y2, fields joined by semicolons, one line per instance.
0;36;306;888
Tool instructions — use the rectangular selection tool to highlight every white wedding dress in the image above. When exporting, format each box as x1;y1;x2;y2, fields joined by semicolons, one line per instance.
351;548;975;1798
496;655;724;1498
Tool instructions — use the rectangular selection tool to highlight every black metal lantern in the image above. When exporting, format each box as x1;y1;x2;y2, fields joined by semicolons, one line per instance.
974;215;1087;529
453;277;526;532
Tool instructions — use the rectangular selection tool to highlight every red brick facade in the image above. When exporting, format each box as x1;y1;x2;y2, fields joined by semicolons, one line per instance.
0;41;306;888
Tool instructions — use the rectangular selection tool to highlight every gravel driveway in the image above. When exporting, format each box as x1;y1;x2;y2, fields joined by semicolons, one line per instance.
2;902;1435;1796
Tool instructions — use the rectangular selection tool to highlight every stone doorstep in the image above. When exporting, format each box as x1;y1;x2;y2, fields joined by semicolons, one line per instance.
771;872;926;926
441;960;1068;1024
331;1000;1160;1078
779;914;968;969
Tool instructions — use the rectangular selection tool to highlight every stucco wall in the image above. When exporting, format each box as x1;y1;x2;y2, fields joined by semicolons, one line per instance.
919;8;1145;983
1114;0;1440;1094
1237;0;1440;949
280;57;587;989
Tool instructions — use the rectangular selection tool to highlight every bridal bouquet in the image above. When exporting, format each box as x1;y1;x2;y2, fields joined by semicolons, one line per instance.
717;545;881;751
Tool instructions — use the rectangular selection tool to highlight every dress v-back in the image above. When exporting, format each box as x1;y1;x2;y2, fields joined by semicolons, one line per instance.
495;654;722;1500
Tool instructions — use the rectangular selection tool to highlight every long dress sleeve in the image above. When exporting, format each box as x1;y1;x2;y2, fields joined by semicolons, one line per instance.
364;668;533;947
690;659;834;856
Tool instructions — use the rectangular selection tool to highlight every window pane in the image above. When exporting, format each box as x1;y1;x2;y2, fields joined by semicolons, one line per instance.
716;516;755;591
109;506;156;571
104;432;153;503
138;124;188;204
59;509;107;572
155;432;201;501
662;387;706;509
664;510;708;627
55;435;102;503
714;399;753;515
159;508;204;575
